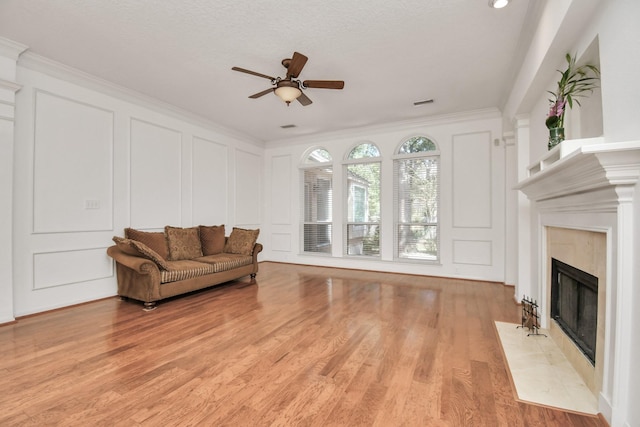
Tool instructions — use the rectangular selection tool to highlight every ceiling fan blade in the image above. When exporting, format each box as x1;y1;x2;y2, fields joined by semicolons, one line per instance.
286;52;308;79
249;88;274;99
297;92;313;106
232;67;276;81
303;80;345;89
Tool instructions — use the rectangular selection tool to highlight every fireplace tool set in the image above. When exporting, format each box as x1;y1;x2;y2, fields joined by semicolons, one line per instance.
518;295;547;337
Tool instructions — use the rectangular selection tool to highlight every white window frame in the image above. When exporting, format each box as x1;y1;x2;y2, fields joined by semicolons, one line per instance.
393;137;440;262
343;143;381;258
300;148;333;255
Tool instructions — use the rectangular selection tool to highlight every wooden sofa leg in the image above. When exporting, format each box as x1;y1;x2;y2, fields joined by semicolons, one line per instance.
250;273;256;280
143;301;157;311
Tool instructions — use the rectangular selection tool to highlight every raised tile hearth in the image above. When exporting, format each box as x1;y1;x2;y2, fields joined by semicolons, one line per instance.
495;321;598;414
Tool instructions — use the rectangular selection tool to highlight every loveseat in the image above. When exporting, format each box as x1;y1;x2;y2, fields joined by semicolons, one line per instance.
107;225;262;310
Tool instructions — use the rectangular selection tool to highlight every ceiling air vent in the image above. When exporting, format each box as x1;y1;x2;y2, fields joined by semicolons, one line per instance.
280;124;297;129
413;99;434;106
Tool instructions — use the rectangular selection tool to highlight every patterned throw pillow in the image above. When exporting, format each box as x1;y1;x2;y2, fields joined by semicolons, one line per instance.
165;226;203;261
199;224;226;256
224;227;260;256
112;236;170;270
124;228;169;260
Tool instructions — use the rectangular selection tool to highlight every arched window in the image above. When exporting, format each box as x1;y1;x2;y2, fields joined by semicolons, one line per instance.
303;148;332;163
347;142;380;159
300;148;333;254
394;136;440;261
398;136;437;154
344;142;381;257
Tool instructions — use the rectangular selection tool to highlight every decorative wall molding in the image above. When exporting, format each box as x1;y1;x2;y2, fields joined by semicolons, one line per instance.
234;149;262;226
271;233;292;252
452;131;493;229
32;90;115;233
452;239;492;266
129;118;182;228
0;77;22;93
18;52;262;146
271;154;292;225
32;247;113;290
192;135;229;226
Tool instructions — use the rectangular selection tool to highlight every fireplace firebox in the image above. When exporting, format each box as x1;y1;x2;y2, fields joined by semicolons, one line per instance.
550;258;598;365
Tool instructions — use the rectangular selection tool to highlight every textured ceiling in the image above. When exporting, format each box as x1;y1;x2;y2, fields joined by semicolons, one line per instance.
0;0;533;142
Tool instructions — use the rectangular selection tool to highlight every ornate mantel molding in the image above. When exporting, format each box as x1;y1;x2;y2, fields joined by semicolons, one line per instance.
516;140;640;206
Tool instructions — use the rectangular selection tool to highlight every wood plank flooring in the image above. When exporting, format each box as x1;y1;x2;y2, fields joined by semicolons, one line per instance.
0;262;605;426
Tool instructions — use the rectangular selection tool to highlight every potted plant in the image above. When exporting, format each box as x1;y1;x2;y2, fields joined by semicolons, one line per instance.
546;53;600;149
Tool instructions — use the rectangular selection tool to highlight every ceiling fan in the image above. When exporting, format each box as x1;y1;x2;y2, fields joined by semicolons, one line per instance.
232;52;344;106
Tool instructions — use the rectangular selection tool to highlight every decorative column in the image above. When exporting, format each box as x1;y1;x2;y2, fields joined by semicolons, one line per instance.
0;37;28;324
503;130;517;286
514;115;533;303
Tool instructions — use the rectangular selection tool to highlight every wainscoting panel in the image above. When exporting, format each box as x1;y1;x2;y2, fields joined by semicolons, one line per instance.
192;136;228;226
271;233;292;252
452;131;492;228
452;239;492;266
33;91;114;233
271;155;291;225
130;118;181;228
33;247;113;290
235;149;261;225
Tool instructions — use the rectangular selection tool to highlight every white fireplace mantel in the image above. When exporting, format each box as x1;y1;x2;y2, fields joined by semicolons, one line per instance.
515;138;640;425
516;139;640;203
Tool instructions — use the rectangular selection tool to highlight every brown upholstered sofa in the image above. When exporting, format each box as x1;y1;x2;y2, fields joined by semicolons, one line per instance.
107;225;262;310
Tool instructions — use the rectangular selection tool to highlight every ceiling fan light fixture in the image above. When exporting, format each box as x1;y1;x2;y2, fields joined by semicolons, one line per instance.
274;83;302;105
233;52;342;107
489;0;509;8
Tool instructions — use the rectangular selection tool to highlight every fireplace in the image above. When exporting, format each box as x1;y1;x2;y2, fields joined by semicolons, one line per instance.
550;258;598;365
545;227;605;396
516;139;640;426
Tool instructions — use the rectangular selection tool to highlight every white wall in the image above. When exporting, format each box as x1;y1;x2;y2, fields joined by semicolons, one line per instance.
263;110;506;282
597;0;640;143
11;56;262;317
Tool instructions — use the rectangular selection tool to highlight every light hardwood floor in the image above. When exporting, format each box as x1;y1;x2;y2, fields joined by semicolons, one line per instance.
0;262;605;426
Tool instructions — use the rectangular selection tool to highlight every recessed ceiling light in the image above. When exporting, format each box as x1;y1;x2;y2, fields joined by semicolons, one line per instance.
413;99;434;106
489;0;510;8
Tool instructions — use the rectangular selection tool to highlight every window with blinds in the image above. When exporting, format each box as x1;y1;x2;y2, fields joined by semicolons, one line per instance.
301;149;333;254
344;143;381;257
394;136;439;261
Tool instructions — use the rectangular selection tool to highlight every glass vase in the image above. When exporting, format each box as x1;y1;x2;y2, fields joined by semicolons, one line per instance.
548;127;565;150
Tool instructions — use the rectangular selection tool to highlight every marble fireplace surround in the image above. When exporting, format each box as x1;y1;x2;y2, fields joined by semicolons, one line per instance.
517;139;640;422
546;226;605;397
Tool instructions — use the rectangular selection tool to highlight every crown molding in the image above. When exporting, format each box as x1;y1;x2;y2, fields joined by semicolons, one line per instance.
17;52;263;147
0;37;28;61
265;108;502;148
